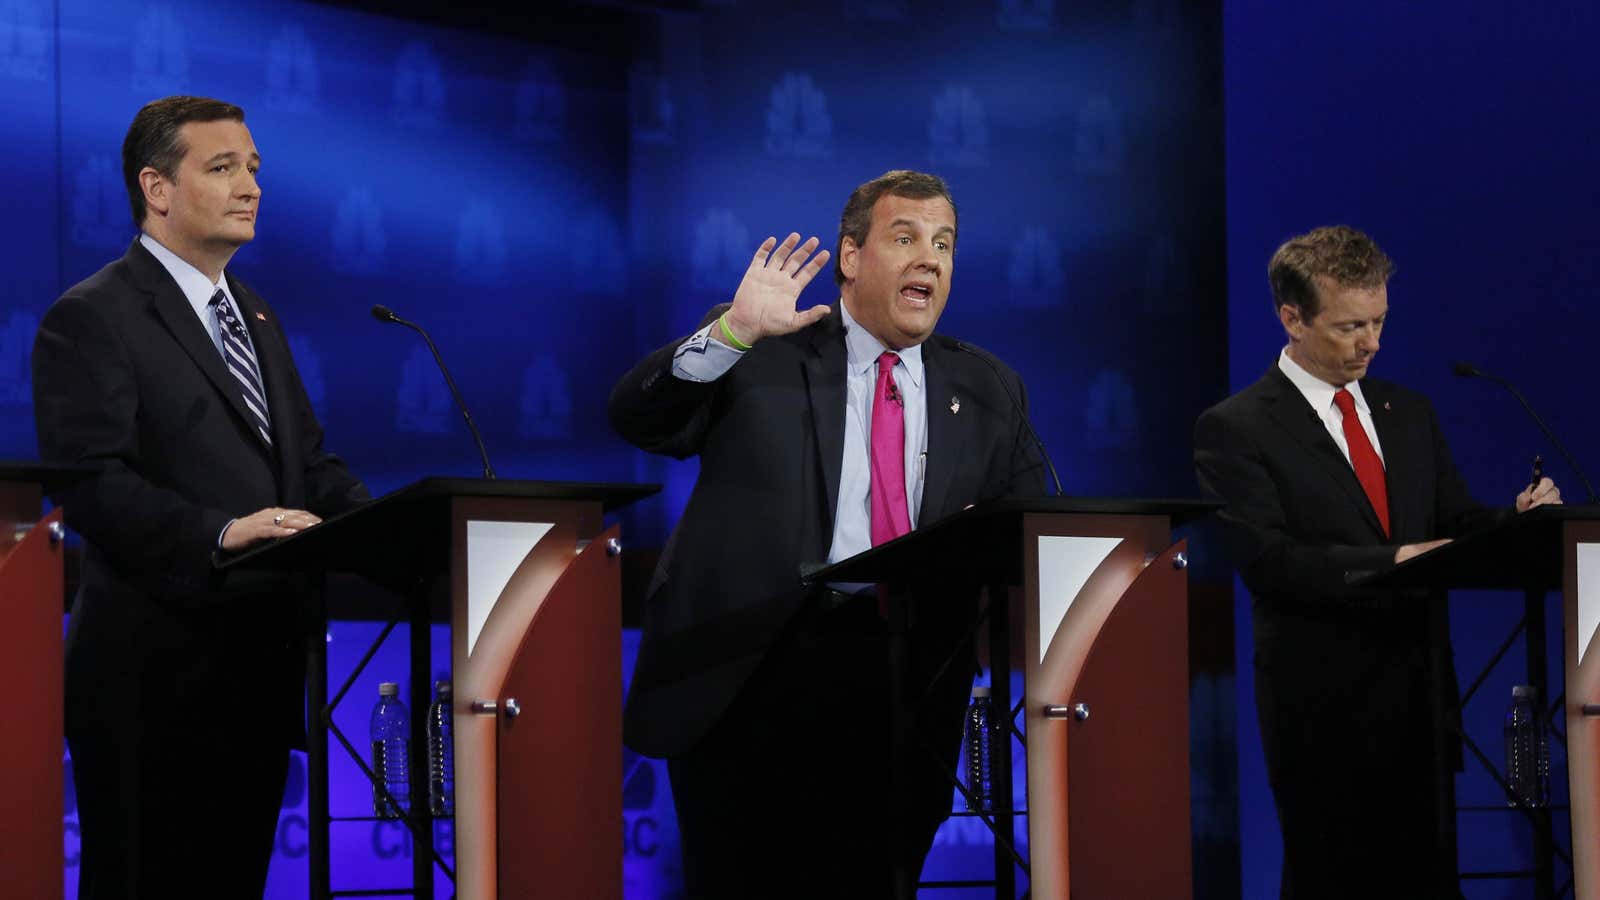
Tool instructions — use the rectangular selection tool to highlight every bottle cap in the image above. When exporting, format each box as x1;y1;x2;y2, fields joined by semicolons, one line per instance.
435;680;452;700
971;686;991;698
1512;685;1538;699
379;682;399;697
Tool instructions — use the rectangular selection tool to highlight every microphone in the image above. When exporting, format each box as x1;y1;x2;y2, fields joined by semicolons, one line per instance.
939;336;1063;496
886;381;902;407
1453;361;1594;502
372;304;496;480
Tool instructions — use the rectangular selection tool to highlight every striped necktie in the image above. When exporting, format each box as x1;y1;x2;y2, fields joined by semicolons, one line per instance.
209;288;273;446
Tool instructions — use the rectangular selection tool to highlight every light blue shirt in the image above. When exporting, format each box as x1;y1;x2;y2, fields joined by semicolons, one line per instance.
669;302;928;565
138;232;261;363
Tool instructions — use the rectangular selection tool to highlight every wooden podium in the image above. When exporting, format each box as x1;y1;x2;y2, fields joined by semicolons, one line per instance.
0;463;87;900
1362;504;1600;898
224;477;656;900
813;496;1214;899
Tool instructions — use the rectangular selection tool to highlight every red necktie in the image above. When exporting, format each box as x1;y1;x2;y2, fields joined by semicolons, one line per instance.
869;351;911;546
1333;388;1389;537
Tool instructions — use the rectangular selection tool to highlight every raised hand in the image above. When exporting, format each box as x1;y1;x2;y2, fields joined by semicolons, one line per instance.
721;233;832;346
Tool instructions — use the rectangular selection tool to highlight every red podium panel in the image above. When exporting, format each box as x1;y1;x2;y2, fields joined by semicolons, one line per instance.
496;524;622;899
0;488;63;900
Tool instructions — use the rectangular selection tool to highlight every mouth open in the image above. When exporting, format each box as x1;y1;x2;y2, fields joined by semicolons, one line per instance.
900;282;932;307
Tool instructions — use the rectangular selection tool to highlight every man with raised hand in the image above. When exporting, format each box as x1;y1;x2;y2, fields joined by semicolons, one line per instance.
612;170;1046;897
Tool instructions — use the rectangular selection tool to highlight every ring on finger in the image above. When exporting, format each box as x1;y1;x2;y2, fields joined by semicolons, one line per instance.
273;513;286;526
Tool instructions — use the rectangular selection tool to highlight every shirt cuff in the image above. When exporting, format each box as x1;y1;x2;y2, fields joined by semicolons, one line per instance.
671;320;744;383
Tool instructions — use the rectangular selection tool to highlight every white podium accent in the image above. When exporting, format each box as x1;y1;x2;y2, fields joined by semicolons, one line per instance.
1579;543;1600;667
466;520;555;656
1036;535;1123;663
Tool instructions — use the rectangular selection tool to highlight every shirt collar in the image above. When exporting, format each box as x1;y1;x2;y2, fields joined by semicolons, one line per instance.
839;297;924;388
1277;347;1370;414
139;232;236;319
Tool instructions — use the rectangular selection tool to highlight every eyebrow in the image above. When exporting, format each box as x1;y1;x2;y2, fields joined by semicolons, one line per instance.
201;150;261;166
887;217;956;238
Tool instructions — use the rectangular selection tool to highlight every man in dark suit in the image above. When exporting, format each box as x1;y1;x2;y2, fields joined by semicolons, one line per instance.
611;170;1046;897
1194;225;1561;898
32;96;369;898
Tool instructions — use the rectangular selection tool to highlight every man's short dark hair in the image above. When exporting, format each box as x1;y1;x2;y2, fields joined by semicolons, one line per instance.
1268;225;1395;320
121;95;246;228
834;170;958;285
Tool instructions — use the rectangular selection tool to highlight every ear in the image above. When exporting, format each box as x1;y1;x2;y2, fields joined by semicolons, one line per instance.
839;236;860;282
139;167;170;218
1277;303;1306;341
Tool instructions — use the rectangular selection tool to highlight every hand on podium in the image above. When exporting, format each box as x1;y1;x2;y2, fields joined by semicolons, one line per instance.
1516;476;1562;512
1394;538;1452;565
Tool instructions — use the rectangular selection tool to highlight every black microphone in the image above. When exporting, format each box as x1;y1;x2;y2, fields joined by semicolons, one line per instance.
372;304;496;480
1453;361;1594;502
940;336;1064;496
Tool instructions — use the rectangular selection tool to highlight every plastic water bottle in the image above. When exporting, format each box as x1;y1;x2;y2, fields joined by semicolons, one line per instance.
964;686;997;811
1504;685;1550;808
428;680;455;817
370;682;410;818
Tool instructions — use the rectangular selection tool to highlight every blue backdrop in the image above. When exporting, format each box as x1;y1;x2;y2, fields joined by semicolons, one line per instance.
2;0;1232;897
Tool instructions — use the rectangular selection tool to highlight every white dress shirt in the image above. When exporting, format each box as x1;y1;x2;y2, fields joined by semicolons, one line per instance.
1277;348;1385;466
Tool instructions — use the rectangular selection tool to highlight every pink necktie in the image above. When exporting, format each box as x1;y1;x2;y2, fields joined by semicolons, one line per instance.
870;351;911;546
1333;388;1389;537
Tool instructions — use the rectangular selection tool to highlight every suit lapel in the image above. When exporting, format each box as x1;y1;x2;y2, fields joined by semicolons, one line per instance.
1259;367;1387;538
229;278;293;486
919;337;964;522
131;242;273;455
801;308;848;531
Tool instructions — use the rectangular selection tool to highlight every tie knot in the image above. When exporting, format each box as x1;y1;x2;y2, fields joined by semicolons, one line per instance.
209;288;226;308
877;351;898;375
1333;388;1357;416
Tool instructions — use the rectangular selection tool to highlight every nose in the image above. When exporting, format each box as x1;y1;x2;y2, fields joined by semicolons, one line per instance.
238;169;261;200
1356;326;1379;354
914;244;942;275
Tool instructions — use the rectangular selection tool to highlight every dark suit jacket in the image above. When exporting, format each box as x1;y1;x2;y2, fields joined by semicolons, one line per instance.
1194;364;1508;891
32;240;370;753
610;304;1045;757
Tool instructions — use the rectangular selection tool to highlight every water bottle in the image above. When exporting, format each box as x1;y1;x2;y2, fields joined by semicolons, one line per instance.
428;679;455;817
964;686;997;811
370;682;410;818
1504;684;1550;808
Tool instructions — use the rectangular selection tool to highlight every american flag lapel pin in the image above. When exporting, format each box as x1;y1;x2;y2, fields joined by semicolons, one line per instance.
950;396;960;414
1384;401;1391;410
255;312;267;321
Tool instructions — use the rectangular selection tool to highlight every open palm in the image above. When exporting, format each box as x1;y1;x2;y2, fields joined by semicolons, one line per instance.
722;232;832;345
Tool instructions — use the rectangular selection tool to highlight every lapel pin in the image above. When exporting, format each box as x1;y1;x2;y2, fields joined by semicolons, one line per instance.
950;396;960;415
255;312;267;321
1384;401;1391;410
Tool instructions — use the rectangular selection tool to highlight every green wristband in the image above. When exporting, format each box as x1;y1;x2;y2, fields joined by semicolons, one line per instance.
718;313;754;351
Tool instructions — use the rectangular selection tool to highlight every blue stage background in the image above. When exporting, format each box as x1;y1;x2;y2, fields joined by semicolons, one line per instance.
6;0;1233;896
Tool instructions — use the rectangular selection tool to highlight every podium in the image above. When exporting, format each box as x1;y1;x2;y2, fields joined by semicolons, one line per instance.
224;477;656;900
812;496;1214;899
0;463;87;900
1361;504;1600;898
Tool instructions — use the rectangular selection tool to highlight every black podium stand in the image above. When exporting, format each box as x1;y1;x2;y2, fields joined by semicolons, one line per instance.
1360;504;1600;899
225;477;656;900
811;496;1214;900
